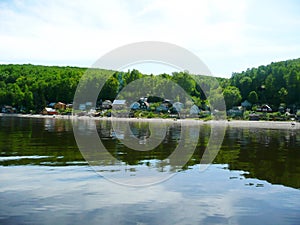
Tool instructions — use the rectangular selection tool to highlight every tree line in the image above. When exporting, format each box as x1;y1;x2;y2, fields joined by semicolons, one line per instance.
0;58;299;113
225;58;300;111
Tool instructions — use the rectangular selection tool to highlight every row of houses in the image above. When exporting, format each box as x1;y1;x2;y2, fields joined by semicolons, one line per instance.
227;102;273;117
237;100;296;113
42;102;72;115
1;105;17;113
97;98;203;116
227;100;300;121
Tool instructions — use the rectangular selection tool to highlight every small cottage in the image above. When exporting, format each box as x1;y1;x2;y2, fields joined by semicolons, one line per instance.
257;104;272;112
130;102;140;110
54;102;66;110
137;99;149;109
42;107;58;115
102;100;112;109
112;100;126;109
249;113;260;121
1;105;16;113
190;104;200;115
241;100;252;110
172;102;184;112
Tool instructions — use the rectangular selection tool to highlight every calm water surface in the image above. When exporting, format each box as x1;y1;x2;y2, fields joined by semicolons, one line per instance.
0;117;300;225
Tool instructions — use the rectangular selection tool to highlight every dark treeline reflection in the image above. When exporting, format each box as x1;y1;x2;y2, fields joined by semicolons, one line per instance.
217;127;300;189
1;117;300;188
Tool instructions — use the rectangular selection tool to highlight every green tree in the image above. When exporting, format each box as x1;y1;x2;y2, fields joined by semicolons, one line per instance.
278;87;288;104
239;76;252;99
285;68;299;104
223;86;242;109
7;83;24;108
124;69;143;85
208;87;226;111
247;91;258;104
99;76;119;101
171;71;196;95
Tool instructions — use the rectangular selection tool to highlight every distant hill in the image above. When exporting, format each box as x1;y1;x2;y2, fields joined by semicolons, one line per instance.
228;58;300;109
0;58;299;113
0;64;112;112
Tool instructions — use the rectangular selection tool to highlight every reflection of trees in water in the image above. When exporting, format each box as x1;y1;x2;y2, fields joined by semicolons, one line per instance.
217;127;300;189
97;120;112;138
98;121;211;173
100;121;183;166
98;120;182;140
0;117;83;166
128;122;151;143
2;117;300;189
44;118;72;133
248;128;271;146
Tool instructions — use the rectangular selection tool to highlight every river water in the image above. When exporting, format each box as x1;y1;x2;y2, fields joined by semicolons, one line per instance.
0;117;300;225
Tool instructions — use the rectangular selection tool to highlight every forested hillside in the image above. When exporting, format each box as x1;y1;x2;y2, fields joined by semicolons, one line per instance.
0;64;220;113
0;64;86;112
0;58;299;113
228;58;300;110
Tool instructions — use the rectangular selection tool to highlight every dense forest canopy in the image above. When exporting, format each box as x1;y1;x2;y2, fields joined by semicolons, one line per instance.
229;58;300;109
0;64;86;112
0;58;299;113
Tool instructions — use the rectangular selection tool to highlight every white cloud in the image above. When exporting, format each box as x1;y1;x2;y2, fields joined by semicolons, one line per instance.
0;0;299;77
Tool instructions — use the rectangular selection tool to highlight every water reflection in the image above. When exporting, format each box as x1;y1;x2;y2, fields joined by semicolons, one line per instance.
44;118;72;133
1;117;300;224
0;117;300;188
1;165;300;225
218;127;300;188
0;117;84;166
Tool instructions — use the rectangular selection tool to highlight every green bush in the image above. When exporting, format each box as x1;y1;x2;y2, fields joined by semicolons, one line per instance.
147;112;155;118
104;109;112;117
203;115;212;121
199;111;211;118
243;111;250;120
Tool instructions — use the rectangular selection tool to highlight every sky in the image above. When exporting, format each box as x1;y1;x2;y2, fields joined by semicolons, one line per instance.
0;0;300;78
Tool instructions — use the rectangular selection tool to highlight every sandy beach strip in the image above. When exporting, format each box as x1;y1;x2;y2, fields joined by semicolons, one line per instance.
0;113;299;130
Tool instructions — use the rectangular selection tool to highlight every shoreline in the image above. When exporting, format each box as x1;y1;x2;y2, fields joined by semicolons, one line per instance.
0;113;299;130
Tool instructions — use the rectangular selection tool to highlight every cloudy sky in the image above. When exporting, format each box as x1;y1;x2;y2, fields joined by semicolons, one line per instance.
0;0;300;77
